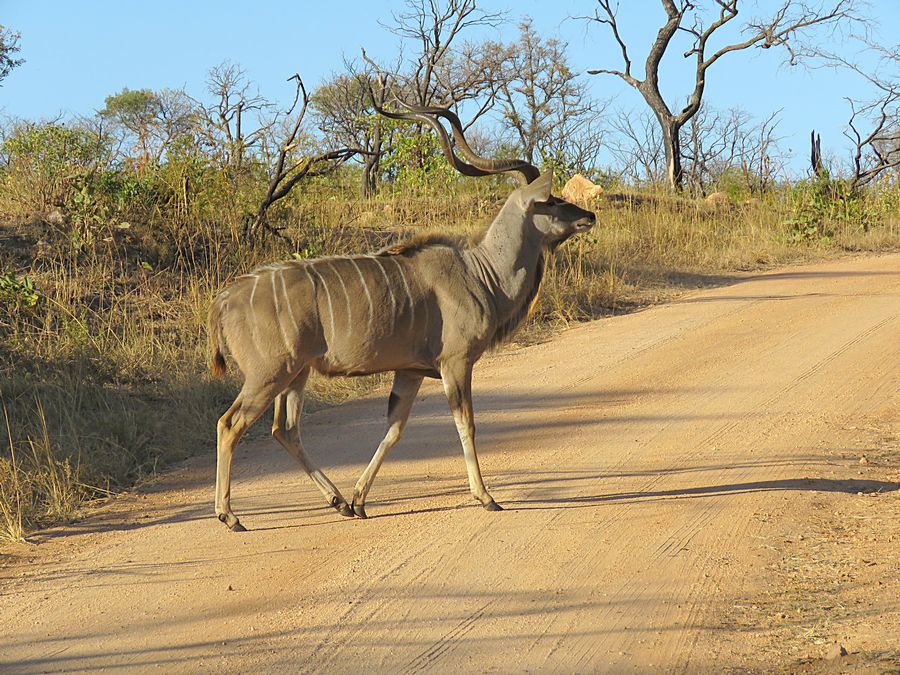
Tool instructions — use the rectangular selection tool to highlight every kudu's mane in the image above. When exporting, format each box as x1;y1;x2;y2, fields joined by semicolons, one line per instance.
376;232;472;257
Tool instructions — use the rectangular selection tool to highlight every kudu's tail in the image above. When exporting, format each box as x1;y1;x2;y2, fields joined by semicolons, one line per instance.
208;298;227;378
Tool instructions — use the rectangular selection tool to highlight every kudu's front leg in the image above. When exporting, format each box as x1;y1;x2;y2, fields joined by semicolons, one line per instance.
351;370;423;518
440;359;502;512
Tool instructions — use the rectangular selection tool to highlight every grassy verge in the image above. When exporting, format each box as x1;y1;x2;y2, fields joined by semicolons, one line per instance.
1;180;898;541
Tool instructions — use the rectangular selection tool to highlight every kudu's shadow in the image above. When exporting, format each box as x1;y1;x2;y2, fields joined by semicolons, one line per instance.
502;476;897;510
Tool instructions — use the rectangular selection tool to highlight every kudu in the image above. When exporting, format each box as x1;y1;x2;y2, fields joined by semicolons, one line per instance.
208;104;596;531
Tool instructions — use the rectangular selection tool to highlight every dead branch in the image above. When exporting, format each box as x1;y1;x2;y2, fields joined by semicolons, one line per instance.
250;75;370;241
584;0;864;190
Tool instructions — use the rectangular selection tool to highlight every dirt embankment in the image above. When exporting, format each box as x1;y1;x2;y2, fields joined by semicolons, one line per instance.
1;254;898;673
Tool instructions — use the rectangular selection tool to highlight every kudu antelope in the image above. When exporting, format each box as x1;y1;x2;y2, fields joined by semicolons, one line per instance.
208;105;596;531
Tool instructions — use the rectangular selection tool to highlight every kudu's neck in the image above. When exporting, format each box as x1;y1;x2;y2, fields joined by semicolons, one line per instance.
469;198;544;318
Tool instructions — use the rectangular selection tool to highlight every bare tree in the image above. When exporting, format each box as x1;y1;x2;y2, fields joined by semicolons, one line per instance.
198;63;275;173
384;0;506;111
251;75;366;240
681;105;783;194
359;1;509;184
846;97;900;190
804;39;900;190
682;105;744;192
829;44;900;190
607;108;665;186
0;25;23;85
738;109;784;193
585;0;862;190
492;20;607;172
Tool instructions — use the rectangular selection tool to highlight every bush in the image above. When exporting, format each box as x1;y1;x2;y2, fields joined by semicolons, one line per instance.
0;122;107;216
0;271;40;315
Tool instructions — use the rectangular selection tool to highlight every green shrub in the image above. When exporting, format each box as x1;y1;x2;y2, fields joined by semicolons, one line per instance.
0;122;107;214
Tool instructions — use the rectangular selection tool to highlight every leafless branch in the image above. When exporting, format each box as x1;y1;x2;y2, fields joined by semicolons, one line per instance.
250;75;369;240
584;0;864;190
809;38;900;190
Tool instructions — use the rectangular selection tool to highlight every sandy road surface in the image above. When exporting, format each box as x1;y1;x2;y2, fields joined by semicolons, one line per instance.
1;254;899;673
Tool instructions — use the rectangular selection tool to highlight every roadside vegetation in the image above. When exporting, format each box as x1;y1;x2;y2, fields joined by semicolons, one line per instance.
1;3;898;541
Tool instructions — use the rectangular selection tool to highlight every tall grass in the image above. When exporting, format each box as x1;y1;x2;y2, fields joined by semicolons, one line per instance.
1;171;898;541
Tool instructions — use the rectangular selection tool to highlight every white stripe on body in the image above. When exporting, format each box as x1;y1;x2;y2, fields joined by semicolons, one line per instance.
271;271;294;355
388;256;415;329
306;265;336;343
248;274;261;351
279;270;298;333
249;274;260;308
350;258;374;330
328;261;353;338
369;256;397;321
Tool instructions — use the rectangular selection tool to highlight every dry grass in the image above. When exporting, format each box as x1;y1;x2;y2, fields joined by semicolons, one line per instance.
1;177;899;541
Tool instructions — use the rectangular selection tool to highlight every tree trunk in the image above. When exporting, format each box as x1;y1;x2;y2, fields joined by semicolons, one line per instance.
361;124;381;199
661;120;683;192
641;89;684;192
361;154;379;198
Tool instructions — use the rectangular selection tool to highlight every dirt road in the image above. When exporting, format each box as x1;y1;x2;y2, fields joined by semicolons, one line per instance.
2;254;899;673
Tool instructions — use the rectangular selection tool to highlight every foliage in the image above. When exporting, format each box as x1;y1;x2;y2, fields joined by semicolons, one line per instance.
0;271;40;314
492;20;605;171
0;24;23;84
100;87;198;169
784;171;869;242
1;122;108;212
312;72;380;151
100;88;161;132
381;122;457;190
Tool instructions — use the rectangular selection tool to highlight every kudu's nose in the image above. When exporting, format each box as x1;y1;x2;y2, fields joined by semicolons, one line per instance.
576;212;596;230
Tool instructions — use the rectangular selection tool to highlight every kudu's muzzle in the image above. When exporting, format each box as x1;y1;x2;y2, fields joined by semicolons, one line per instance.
573;212;596;233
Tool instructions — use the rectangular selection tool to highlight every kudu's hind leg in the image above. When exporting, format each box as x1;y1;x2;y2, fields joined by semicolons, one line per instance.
272;369;353;517
350;370;423;518
440;359;501;512
215;379;285;531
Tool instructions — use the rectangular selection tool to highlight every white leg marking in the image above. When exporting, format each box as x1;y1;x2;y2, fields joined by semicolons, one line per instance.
350;258;374;330
370;256;397;320
389;257;415;329
271;270;294;355
328;261;353;338
308;265;336;343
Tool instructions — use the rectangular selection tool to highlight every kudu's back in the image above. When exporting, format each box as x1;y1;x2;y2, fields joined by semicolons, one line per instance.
209;244;486;383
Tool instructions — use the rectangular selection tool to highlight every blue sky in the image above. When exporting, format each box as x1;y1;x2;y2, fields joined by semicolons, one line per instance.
2;1;897;173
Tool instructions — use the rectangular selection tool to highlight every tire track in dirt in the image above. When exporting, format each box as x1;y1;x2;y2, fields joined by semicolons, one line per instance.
403;603;489;673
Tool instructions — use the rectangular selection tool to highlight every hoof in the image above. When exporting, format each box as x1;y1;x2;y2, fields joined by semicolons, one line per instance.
219;513;247;531
352;502;368;519
483;500;503;512
336;502;354;518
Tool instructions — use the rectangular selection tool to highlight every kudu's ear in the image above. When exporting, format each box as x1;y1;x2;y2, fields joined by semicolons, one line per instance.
522;171;553;204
